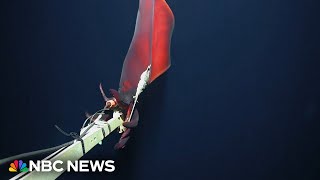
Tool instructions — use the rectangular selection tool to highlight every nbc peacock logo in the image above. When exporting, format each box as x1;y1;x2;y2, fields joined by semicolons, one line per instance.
9;160;29;172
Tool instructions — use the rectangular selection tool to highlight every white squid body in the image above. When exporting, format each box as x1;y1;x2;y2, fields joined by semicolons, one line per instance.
129;65;151;123
135;65;151;98
119;65;151;133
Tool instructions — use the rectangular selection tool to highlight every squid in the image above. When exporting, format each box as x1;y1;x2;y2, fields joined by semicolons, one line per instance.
100;0;175;149
0;0;175;173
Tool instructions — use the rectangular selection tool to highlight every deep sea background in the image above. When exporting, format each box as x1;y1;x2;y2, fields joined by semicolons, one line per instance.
0;0;319;179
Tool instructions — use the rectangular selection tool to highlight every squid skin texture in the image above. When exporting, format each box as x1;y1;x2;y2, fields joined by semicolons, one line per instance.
119;0;175;101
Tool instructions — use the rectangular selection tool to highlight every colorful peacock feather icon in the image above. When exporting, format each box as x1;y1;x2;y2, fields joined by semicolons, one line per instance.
9;160;28;172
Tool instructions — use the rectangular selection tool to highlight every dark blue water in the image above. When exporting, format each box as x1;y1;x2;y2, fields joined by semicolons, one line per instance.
0;0;319;179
